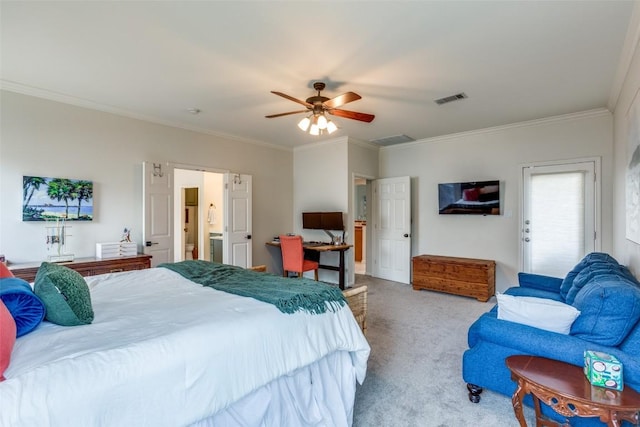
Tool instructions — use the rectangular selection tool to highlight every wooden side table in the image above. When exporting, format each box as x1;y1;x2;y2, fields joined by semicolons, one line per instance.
506;355;640;427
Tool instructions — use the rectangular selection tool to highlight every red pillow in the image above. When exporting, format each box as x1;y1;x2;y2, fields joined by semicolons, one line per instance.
0;263;14;278
0;299;17;381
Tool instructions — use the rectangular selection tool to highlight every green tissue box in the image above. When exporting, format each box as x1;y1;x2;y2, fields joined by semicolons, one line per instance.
584;350;623;391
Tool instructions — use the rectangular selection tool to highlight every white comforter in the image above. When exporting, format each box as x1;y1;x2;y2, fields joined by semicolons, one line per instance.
0;268;370;426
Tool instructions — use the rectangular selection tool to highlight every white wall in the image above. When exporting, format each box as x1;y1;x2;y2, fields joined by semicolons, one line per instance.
289;137;379;285
613;4;640;273
380;110;614;292
290;138;349;282
0;91;293;267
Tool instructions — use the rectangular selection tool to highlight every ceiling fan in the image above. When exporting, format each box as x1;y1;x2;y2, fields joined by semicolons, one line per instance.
266;82;375;135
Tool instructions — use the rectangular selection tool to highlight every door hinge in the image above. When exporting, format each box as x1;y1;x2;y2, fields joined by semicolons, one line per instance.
225;183;228;190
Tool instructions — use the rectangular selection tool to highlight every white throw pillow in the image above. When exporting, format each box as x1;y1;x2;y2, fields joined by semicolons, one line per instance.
496;293;581;334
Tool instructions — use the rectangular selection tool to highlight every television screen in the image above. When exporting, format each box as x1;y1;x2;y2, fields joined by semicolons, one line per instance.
302;212;344;230
438;180;500;215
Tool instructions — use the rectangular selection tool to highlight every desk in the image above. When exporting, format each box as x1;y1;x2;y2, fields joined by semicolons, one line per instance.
506;355;640;427
266;241;353;290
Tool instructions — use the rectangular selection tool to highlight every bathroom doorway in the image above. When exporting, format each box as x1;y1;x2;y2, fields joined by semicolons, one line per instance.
183;187;198;260
174;169;225;262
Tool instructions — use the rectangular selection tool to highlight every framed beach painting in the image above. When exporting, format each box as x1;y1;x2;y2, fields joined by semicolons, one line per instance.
627;88;640;243
22;176;94;221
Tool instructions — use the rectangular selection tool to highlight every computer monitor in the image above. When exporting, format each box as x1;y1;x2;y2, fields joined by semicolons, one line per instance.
302;212;344;231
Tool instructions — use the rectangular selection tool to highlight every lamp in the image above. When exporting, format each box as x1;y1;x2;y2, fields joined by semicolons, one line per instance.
297;116;311;131
298;112;337;136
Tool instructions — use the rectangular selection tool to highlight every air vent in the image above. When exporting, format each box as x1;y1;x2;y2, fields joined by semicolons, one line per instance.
434;92;468;105
370;134;415;146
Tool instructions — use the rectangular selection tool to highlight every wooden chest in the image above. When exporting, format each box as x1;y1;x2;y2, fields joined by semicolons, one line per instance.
412;255;495;302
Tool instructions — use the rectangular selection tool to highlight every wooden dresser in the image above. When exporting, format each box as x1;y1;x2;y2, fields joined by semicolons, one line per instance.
412;255;495;302
8;255;152;283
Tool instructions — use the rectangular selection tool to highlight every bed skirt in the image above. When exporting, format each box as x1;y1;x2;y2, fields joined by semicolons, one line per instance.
191;351;357;427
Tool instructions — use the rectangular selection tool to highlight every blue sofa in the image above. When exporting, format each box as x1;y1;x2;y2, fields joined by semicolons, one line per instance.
462;253;640;426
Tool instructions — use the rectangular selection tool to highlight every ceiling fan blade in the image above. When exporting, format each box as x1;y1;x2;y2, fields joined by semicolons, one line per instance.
271;91;312;108
328;108;375;123
265;110;308;118
323;91;361;109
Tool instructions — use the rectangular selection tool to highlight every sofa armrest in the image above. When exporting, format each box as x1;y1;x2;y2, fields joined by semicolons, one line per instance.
517;272;563;293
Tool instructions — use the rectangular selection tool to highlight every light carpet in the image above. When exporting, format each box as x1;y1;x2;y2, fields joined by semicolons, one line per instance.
352;275;536;427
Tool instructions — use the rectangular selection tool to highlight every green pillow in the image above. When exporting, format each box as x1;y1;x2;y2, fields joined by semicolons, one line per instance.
34;262;94;326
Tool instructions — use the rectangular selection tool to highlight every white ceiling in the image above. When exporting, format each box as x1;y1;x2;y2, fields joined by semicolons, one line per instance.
0;1;634;149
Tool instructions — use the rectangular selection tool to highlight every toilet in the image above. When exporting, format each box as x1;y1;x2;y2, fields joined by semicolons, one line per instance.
185;243;195;260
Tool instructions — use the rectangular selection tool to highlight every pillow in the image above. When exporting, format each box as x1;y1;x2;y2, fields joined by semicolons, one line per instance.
34;262;94;326
0;300;17;381
559;252;619;301
570;278;640;346
565;264;628;305
0;263;13;278
497;293;580;334
0;277;46;337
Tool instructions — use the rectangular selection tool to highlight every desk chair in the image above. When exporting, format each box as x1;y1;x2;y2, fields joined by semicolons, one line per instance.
279;235;319;280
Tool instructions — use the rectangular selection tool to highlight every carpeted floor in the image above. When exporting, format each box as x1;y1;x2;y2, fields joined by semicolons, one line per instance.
351;274;536;427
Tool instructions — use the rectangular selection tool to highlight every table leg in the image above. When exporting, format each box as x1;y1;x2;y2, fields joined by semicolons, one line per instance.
338;249;345;290
512;380;528;427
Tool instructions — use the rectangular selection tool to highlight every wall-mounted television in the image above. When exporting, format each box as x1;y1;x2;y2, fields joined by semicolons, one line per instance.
438;180;500;215
302;211;345;230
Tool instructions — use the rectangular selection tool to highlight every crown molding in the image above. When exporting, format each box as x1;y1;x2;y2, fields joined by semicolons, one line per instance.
381;108;611;151
0;80;292;153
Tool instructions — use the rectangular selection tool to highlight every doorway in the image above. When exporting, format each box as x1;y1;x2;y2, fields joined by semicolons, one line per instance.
142;161;252;268
174;169;225;263
521;159;599;276
354;177;368;275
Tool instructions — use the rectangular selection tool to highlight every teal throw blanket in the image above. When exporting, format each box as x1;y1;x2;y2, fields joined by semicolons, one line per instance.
159;261;345;315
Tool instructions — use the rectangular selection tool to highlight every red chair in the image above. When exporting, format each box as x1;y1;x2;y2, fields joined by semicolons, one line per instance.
279;235;319;280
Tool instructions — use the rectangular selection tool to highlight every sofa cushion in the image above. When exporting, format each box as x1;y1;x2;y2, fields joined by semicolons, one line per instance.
620;318;640;354
559;252;619;301
504;285;564;302
497;293;580;334
565;263;635;305
570;277;640;346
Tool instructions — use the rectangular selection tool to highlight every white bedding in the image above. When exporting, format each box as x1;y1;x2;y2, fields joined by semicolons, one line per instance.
0;267;370;426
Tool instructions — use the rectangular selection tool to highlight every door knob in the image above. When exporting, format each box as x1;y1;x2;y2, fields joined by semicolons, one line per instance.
246;234;252;240
403;233;409;238
524;237;530;242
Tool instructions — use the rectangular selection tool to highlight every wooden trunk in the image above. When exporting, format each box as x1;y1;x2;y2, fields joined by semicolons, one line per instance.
9;255;152;283
412;255;495;302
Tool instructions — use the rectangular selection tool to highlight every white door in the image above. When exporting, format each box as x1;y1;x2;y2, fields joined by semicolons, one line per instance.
223;173;252;268
142;161;173;266
522;160;597;277
373;176;411;283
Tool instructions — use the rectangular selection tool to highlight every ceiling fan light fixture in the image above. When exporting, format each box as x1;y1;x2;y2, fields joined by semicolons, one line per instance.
267;81;374;137
317;114;328;130
298;116;311;131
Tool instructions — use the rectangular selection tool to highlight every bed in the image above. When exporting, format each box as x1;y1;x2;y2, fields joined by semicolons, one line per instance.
0;261;370;426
